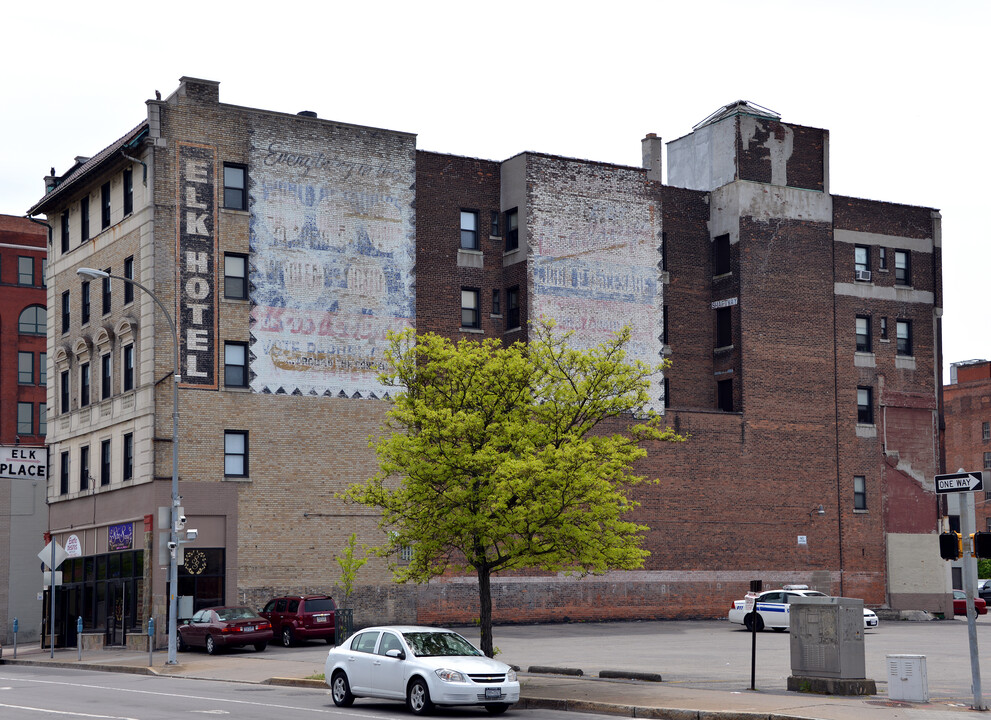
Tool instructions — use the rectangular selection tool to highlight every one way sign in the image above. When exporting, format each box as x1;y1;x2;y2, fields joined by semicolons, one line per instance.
934;471;984;494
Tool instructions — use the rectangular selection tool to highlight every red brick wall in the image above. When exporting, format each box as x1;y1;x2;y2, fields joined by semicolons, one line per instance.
736;118;825;191
944;375;991;532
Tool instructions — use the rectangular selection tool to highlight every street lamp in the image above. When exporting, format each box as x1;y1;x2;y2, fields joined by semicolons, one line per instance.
76;267;181;665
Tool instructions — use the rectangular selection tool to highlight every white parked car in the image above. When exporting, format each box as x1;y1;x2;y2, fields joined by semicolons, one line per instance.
728;585;879;631
325;625;519;715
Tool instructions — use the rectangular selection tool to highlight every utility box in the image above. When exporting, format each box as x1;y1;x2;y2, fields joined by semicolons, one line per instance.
887;654;928;702
787;596;876;695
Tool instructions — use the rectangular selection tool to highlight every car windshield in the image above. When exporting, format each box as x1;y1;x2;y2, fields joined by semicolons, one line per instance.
306;598;335;612
403;631;481;657
216;607;259;621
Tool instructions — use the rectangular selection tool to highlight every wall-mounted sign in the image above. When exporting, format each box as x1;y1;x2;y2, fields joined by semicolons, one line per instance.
797;535;808;546
0;445;46;480
109;523;133;551
65;535;82;557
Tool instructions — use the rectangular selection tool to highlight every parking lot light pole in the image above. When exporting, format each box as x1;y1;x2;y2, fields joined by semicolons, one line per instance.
76;267;181;665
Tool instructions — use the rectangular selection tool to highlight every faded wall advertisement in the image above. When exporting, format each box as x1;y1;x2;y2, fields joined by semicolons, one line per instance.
249;123;416;396
529;160;664;410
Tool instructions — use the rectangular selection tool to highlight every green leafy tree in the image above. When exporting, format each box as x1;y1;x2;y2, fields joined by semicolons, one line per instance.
335;532;368;607
344;319;684;656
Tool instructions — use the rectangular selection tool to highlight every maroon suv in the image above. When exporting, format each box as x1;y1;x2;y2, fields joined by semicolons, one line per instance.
260;594;337;646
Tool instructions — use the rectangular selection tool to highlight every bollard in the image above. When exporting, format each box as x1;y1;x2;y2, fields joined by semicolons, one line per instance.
77;617;83;661
12;618;17;659
148;617;155;666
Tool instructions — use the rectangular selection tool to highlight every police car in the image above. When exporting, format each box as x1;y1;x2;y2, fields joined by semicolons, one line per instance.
727;585;879;632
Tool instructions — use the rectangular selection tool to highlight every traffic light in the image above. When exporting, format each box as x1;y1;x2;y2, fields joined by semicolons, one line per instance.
972;532;991;559
939;531;962;560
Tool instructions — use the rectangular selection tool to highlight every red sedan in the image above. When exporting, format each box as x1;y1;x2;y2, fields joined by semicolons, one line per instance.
178;606;273;654
953;590;988;616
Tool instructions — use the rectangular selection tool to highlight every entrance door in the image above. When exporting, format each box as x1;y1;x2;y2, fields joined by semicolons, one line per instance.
105;582;127;646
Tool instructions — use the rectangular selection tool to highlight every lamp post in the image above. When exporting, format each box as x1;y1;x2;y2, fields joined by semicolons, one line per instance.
76;267;181;665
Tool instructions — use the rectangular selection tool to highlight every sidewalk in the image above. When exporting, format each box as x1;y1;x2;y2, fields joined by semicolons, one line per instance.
1;642;982;720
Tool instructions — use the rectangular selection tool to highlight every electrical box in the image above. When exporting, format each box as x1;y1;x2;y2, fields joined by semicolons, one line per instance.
887;655;928;702
790;596;866;679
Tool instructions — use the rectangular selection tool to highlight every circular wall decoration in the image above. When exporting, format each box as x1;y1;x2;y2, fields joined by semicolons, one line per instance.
185;549;207;575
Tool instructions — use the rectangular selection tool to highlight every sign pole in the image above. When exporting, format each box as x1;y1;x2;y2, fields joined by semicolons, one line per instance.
50;539;55;658
960;490;985;710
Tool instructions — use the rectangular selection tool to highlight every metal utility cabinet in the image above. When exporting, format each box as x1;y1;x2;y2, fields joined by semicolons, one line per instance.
787;596;876;695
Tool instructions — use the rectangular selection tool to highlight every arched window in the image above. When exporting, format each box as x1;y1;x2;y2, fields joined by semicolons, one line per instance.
18;305;46;335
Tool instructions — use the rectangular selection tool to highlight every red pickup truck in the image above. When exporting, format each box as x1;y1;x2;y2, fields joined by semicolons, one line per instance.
260;594;337;646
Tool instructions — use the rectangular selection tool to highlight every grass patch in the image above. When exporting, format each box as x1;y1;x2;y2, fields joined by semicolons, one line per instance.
306;673;325;681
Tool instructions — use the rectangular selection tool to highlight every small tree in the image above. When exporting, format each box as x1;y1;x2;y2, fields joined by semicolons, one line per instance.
335;532;368;608
344;319;684;656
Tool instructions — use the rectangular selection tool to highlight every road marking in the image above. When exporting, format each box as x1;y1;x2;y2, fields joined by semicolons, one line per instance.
0;703;139;719
0;675;393;718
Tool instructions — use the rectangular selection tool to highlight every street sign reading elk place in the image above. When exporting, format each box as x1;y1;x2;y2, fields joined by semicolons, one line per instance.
935;472;984;495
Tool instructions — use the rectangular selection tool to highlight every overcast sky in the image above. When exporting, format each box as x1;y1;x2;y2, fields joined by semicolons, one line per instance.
3;0;986;380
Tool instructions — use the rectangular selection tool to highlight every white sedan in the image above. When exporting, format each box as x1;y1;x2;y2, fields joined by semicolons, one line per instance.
325;625;520;715
728;585;879;631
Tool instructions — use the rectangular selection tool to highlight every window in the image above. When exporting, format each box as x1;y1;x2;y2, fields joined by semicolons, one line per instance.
101;354;112;400
60;451;69;495
224;431;248;476
661;231;668;272
39;404;46;435
896;320;912;356
61;291;70;333
854;476;867;510
40;352;47;386
492;289;501;316
61;210;69;253
124;256;134;304
122;344;134;392
461;289;480;329
505;208;519;251
101;440;111;486
879;247;887;270
18;256;34;285
717;378;734;412
855;245;869;273
80;446;90;491
663;376;670;409
490;211;499;236
223;164;247;210
81;280;90;324
895;250;910;286
460;210;479;250
102;269;111;315
985;452;991;470
224;342;248;387
19;305;46;335
855;316;871;353
42;258;47;287
80;362;90;407
123;433;133;481
984;422;990;441
857;386;873;425
224;253;248;299
713;234;731;275
663;305;669;345
506;286;520;329
18;351;34;384
101;182;111;229
60;370;70;414
81;197;90;241
123;168;133;216
715;307;731;348
880;317;888;341
17;402;33;435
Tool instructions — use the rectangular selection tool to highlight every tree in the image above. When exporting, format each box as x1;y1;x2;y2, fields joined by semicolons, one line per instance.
344;319;684;656
335;532;368;608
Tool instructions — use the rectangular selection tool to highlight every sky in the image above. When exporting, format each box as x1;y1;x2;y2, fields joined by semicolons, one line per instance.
2;0;987;380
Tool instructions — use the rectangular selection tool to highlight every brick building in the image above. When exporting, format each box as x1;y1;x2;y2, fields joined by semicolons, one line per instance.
0;214;48;643
943;359;991;588
28;80;947;647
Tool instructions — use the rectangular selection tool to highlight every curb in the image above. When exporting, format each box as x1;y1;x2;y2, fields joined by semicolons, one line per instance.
519;697;812;720
266;677;327;688
599;670;663;682
0;659;157;676
528;665;584;676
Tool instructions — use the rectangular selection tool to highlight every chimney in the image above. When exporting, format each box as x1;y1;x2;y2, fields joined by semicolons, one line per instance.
642;133;662;182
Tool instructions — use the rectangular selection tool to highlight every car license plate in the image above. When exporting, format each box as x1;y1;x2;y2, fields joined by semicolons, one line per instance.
315;615;328;623
485;688;501;699
243;625;255;632
867;619;877;626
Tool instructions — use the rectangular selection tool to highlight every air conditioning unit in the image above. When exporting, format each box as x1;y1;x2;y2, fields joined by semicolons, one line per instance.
855;269;872;282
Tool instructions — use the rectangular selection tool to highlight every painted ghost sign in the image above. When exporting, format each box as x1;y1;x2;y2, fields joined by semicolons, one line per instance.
249;123;415;397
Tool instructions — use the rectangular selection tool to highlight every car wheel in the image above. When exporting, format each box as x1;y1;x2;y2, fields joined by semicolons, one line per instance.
254;642;268;652
744;613;764;632
282;626;293;647
331;671;355;707
485;703;510;714
772;627;786;633
177;631;188;652
407;678;434;715
205;635;218;655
